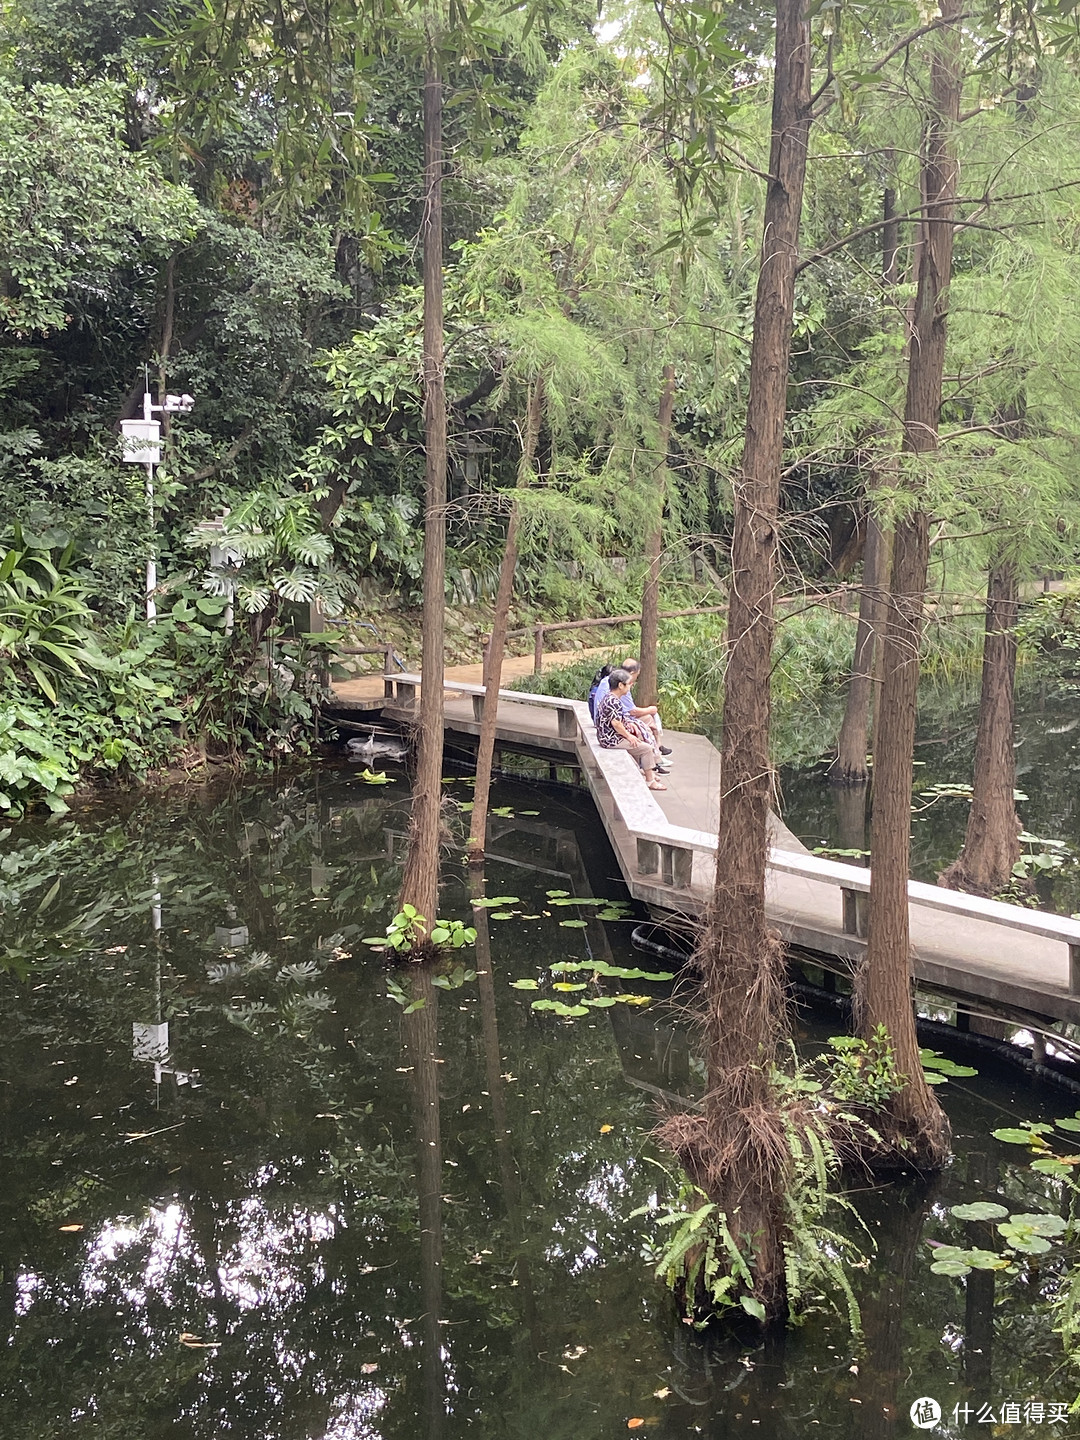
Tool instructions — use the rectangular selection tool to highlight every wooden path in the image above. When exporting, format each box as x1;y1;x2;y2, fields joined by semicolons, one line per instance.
330;669;1080;1033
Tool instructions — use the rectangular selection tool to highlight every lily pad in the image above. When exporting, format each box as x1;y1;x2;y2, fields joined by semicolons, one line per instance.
1006;1212;1067;1237
509;979;539;990
531;999;589;1017
559;919;589;929
950;1202;1009;1222
992;1127;1045;1145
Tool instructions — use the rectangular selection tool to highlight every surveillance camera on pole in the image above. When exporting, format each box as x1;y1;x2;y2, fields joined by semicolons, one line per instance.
120;376;194;622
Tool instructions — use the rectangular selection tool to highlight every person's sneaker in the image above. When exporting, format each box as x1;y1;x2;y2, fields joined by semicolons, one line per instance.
655;764;672;775
659;745;673;755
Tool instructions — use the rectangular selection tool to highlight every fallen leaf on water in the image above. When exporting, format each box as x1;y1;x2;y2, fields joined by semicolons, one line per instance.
600;1124;614;1134
59;1224;83;1232
628;1421;645;1431
653;1388;671;1399
64;1076;78;1086
361;1362;379;1374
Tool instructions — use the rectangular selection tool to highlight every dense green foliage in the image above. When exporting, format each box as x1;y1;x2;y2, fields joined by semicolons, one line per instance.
2;0;1080;815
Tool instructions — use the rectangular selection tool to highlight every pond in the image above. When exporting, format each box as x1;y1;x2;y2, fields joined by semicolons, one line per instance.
777;673;1080;911
1;764;1077;1437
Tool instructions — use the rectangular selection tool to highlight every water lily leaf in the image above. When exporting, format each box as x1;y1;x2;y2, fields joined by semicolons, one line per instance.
964;1249;1009;1270
1006;1212;1067;1236
509;979;539;990
998;1225;1052;1254
950;1202;1009;1222
490;912;516;920
546;889;569;898
992;1127;1044;1145
1032;1157;1077;1175
531;999;588;1017
584;996;618;1008
920;1050;978;1077
472;896;521;908
616;994;652;1006
931;1258;973;1277
1055;1116;1080;1132
559;919;589;928
552;981;587;992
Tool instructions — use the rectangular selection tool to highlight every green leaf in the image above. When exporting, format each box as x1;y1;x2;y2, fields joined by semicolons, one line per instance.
1032;1157;1077;1176
739;1295;766;1321
991;1127;1045;1145
1006;1212;1067;1237
950;1202;1009;1222
558;919;589;928
509;979;539;990
1055;1117;1080;1132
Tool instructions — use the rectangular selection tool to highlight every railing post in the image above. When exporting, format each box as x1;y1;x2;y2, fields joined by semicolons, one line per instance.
1070;943;1080;994
846;881;869;938
533;625;544;675
481;634;491;686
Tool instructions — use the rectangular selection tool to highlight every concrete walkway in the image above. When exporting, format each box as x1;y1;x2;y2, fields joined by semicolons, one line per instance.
330;649;612;708
330;664;1080;1030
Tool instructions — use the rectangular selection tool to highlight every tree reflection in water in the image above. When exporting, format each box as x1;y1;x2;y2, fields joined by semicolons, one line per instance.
0;768;1073;1436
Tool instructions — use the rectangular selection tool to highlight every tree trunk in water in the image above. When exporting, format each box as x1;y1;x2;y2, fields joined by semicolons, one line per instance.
399;56;448;937
660;0;810;1322
834;513;889;783
468;376;544;860
469;868;541;1348
404;964;445;1440
856;0;961;1168
638;364;676;710
939;559;1020;894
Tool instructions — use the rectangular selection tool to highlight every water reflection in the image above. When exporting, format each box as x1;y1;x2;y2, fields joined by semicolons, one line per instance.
0;765;1075;1436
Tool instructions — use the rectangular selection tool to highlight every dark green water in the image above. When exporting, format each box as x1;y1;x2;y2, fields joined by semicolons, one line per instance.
1;765;1077;1437
778;675;1080;910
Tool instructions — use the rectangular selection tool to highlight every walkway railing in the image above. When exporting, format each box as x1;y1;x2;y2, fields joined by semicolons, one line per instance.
385;672;1080;995
502;604;728;675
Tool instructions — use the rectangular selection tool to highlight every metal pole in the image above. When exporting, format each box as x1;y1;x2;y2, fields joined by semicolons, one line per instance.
144;389;157;624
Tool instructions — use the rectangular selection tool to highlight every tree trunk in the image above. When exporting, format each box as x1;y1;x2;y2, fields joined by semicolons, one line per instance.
661;0;811;1322
399;55;448;937
834;181;899;785
403;964;445;1440
856;0;961;1168
938;559;1020;894
468;376;544;860
638;364;676;710
834;513;889;783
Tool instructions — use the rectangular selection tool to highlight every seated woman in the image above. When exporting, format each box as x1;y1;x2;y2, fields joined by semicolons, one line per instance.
594;668;667;791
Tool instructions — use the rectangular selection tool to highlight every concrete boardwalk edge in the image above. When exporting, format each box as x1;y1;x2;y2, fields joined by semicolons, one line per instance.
332;669;1080;1029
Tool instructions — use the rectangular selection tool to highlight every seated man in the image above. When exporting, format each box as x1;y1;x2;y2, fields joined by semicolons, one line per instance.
594;669;666;791
592;658;672;763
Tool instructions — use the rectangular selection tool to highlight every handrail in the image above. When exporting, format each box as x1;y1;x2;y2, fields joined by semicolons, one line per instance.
500;604;728;676
387;671;1080;981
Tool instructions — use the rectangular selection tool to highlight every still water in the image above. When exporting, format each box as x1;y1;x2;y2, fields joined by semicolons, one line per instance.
778;674;1080;910
1;764;1077;1436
